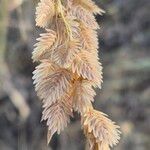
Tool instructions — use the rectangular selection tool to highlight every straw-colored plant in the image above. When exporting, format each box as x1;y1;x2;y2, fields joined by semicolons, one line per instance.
32;0;121;149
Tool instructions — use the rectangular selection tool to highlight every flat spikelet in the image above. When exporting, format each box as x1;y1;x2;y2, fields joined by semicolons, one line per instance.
80;24;99;51
83;110;121;150
43;94;73;144
36;0;55;28
72;80;96;114
51;39;81;68
33;62;72;105
73;0;105;15
72;51;103;88
32;29;56;61
70;5;99;29
33;0;121;149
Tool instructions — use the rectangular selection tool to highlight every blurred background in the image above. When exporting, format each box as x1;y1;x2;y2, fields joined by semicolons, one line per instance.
0;0;150;150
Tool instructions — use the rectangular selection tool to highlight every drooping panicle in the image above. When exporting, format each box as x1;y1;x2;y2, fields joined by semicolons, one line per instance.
33;0;121;149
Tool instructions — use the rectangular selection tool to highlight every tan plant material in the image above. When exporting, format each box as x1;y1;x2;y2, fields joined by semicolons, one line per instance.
33;0;121;149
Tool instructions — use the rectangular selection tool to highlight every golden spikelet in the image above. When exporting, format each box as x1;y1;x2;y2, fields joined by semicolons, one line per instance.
33;0;121;149
35;0;55;28
72;80;95;114
32;29;56;61
43;95;73;143
70;5;99;29
83;110;121;150
71;51;103;88
73;0;105;15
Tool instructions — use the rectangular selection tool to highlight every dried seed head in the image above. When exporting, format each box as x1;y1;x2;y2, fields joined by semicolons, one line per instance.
33;0;120;149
